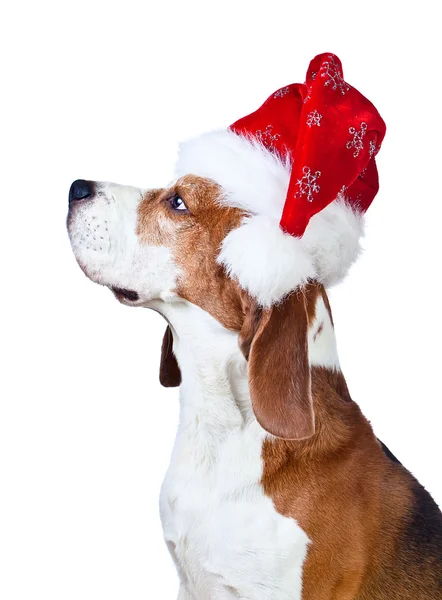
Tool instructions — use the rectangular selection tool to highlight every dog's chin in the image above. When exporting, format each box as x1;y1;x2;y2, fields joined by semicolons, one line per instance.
72;257;142;305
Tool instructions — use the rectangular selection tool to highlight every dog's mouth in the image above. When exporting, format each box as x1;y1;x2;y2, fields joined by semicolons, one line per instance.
111;287;140;302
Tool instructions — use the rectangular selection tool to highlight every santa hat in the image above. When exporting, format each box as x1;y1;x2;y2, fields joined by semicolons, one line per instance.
175;53;386;307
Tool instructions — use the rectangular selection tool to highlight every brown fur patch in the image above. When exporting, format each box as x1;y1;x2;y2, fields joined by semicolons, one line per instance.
137;189;168;245
136;175;244;330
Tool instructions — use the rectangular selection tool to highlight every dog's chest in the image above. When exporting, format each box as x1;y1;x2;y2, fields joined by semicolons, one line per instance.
160;424;310;600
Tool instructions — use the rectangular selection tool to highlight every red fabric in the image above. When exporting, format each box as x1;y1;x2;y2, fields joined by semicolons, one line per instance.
230;53;386;237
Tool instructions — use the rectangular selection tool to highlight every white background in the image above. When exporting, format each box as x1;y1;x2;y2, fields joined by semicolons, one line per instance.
1;1;441;598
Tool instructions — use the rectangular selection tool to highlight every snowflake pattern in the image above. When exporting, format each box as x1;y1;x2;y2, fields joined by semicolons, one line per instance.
295;166;321;203
369;139;377;157
306;110;322;127
346;122;368;157
255;125;280;149
320;56;350;95
274;86;290;98
358;166;368;180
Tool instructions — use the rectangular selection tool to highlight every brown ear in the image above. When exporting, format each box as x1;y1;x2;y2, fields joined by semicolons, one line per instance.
240;291;315;440
159;326;181;388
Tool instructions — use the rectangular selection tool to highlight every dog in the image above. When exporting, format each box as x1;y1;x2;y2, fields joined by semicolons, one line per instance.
67;54;442;599
67;174;442;599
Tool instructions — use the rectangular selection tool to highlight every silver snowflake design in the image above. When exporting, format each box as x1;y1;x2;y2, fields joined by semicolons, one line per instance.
346;122;368;157
320;55;350;95
310;70;318;81
255;125;280;149
306;109;322;127
369;139;377;157
295;166;321;203
274;86;290;98
358;166;368;180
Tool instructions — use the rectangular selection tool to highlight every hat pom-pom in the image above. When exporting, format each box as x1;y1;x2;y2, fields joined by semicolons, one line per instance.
218;215;316;307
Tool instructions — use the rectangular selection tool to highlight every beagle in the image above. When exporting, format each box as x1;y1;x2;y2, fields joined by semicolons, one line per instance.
67;174;442;599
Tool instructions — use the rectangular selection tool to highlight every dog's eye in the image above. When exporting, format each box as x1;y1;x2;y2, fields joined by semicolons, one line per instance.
169;195;188;212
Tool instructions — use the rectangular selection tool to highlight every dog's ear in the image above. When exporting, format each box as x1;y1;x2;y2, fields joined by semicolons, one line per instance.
159;326;181;388
239;291;315;440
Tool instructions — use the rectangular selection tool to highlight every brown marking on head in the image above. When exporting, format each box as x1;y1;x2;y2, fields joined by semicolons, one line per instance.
136;189;167;245
137;175;245;330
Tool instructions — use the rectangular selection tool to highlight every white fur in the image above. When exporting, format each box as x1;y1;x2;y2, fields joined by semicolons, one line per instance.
157;300;311;600
218;215;316;308
67;182;181;303
308;294;340;369
177;130;365;305
176;129;291;218
303;196;364;288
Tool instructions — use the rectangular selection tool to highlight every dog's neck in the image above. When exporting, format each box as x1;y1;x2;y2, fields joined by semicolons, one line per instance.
159;301;252;435
155;291;342;438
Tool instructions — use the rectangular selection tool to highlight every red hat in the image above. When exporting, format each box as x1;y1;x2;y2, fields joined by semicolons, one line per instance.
175;53;386;306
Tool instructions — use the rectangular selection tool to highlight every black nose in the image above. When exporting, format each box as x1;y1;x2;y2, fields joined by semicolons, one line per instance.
69;179;94;203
